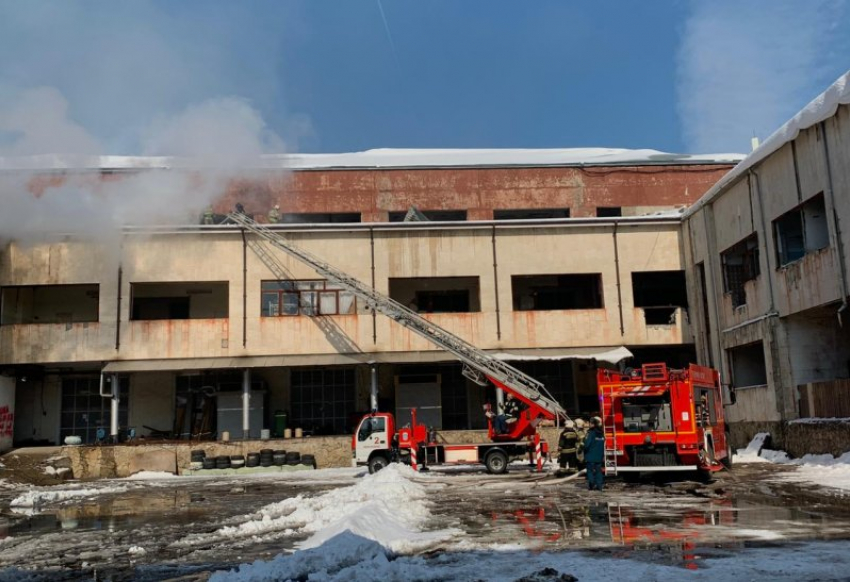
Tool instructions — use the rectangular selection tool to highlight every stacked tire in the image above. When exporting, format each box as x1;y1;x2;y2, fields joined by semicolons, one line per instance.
202;457;216;470
285;451;301;466
246;453;260;468
301;454;317;469
272;450;287;467
259;449;274;467
190;450;206;471
230;455;245;469
215;456;231;470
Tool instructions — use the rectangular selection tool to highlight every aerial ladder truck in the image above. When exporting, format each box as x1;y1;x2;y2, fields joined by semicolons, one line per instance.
227;212;569;474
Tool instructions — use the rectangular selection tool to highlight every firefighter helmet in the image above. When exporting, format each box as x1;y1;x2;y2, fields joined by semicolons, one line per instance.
575;418;585;429
564;419;576;429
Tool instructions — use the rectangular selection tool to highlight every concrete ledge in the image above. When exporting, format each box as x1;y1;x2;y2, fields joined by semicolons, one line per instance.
729;419;850;458
180;464;315;476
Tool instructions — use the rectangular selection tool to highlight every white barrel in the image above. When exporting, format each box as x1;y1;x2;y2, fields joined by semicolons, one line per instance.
294;428;303;438
221;431;230;442
284;428;292;439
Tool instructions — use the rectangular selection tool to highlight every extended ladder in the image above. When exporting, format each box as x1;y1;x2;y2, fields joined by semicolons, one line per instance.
227;212;567;420
602;385;618;476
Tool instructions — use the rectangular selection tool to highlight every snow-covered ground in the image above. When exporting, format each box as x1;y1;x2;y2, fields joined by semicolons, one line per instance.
735;432;850;491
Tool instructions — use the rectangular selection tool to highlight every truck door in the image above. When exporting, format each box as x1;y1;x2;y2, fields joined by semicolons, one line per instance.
355;416;389;464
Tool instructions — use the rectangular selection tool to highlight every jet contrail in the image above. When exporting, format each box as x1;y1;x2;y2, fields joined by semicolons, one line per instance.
376;0;400;68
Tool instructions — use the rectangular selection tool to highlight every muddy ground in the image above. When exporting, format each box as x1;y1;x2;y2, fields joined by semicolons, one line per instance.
1;462;849;581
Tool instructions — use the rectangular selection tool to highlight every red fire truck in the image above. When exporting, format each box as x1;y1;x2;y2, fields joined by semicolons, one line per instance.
597;363;731;474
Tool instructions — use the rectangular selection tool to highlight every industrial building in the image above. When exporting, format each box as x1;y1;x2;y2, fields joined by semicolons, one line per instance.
682;71;850;444
0;149;739;448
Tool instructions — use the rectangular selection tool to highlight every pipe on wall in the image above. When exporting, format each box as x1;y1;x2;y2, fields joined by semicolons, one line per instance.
242;368;251;439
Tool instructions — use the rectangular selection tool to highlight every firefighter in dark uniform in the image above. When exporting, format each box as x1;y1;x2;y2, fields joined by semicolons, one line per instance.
583;416;606;491
493;393;524;435
557;419;580;473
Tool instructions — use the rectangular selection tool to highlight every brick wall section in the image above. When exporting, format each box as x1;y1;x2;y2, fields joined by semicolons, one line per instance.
220;164;734;221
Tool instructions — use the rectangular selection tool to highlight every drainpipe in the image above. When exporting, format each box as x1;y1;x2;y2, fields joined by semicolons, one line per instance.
491;225;502;341
613;223;625;336
242;368;251;440
819;121;849;325
370;364;378;411
110;374;119;443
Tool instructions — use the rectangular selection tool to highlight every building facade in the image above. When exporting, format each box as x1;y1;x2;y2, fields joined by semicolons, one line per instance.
0;150;738;447
682;73;850;442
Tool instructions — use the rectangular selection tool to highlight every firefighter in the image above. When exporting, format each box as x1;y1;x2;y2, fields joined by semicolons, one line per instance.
493;393;524;435
583;416;605;491
202;206;214;225
557;419;580;473
268;204;281;223
574;418;587;470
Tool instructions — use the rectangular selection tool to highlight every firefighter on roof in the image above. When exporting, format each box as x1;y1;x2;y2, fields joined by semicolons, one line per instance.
268;204;281;223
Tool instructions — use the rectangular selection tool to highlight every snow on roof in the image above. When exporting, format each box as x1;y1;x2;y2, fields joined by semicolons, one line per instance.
684;69;850;219
0;147;744;172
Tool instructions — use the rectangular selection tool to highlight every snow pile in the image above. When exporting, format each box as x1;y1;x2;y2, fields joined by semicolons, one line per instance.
10;485;128;511
735;434;850;491
186;464;455;555
123;471;177;480
128;546;147;556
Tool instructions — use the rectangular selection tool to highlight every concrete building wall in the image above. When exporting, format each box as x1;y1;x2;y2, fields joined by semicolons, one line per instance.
683;103;850;427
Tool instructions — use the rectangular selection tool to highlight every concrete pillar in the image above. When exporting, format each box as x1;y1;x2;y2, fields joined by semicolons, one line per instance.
242;368;251;439
370;366;378;412
110;374;120;442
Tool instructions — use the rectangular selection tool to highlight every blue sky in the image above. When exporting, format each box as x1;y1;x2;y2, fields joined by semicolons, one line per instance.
0;1;848;157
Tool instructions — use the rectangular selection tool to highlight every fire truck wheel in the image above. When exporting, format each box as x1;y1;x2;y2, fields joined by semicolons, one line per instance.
485;450;508;474
368;455;389;474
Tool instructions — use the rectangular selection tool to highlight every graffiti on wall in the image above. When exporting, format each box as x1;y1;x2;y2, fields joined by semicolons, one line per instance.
0;406;13;439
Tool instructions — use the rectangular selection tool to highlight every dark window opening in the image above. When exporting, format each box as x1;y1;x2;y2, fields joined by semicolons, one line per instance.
60;377;128;444
261;280;356;316
729;342;768;388
280;212;361;224
389;277;480;313
632;270;687;326
291;367;356;435
1;284;99;325
721;234;760;308
494;208;570;220
596;207;622;217
130;282;228;320
388;210;467;222
774;193;828;267
512;274;603;311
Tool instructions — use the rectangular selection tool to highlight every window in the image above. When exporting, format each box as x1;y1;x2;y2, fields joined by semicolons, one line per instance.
291;368;356;435
632;271;688;325
512;274;603;311
388;210;467;222
774;193;829;266
281;212;361;224
494;208;570;220
60;377;128;444
388;277;480;313
131;282;228;320
596;207;622;217
728;342;768;388
721;235;760;308
261;280;356;316
0;284;99;325
358;416;386;441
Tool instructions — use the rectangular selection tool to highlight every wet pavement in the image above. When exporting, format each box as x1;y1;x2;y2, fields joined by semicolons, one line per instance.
1;463;850;580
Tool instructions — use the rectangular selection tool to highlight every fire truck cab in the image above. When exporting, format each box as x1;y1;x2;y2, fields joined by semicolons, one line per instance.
597;363;731;473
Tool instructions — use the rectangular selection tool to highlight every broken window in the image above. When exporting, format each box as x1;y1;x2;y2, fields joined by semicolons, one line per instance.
389;277;480;313
632;270;688;325
721;234;760;308
130;282;228;320
290;367;356;435
511;274;604;311
493;208;570;220
596;207;622;217
728;342;768;388
0;284;99;325
774;193;829;266
280;212;361;224
388;210;467;222
261;280;356;316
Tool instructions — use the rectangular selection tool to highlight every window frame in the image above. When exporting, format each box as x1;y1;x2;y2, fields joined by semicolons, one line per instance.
261;280;356;317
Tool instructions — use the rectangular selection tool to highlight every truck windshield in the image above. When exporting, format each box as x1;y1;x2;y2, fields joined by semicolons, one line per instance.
358;417;386;441
620;395;673;432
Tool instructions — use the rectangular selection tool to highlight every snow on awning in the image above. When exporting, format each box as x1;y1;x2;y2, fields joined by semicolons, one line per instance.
491;346;633;366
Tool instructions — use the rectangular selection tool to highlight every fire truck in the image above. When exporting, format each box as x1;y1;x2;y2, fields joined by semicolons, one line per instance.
597;363;731;475
228;212;565;475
